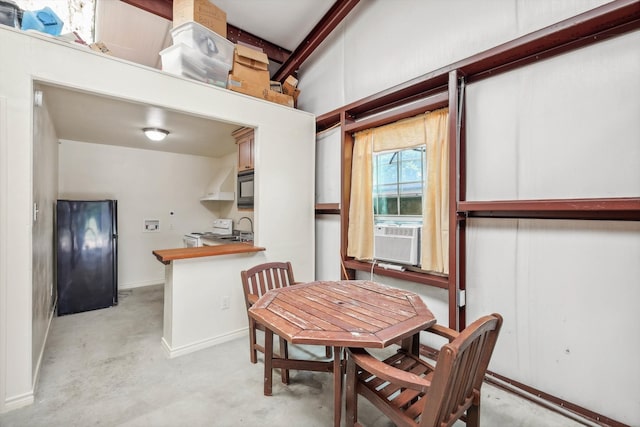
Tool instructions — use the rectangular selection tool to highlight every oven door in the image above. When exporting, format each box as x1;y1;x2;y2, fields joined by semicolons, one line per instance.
183;235;201;248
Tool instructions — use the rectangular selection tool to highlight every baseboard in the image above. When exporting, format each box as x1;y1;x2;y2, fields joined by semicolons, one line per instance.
3;391;34;413
32;302;56;390
119;279;164;290
161;328;248;359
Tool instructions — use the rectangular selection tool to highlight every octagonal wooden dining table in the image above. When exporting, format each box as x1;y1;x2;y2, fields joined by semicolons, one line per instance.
248;280;437;427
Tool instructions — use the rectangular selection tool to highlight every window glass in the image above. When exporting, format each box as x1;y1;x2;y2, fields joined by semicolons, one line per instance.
373;147;425;219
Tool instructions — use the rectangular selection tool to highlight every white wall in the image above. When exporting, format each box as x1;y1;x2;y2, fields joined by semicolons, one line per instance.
298;0;610;114
315;127;342;280
0;95;7;414
58;140;226;288
466;31;640;200
466;218;640;421
0;26;315;413
299;1;639;424
31;87;58;383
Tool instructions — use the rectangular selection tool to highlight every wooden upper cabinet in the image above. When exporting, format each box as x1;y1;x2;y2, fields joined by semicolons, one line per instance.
233;127;254;171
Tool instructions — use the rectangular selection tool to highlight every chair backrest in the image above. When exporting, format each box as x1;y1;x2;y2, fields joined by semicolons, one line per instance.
420;313;503;427
240;262;296;309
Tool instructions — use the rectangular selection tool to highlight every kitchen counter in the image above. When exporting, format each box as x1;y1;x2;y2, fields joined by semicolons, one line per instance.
153;242;265;265
152;241;268;359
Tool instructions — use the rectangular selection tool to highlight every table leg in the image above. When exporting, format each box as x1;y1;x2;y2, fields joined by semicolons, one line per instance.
411;332;420;356
400;334;421;356
333;346;342;427
264;328;273;396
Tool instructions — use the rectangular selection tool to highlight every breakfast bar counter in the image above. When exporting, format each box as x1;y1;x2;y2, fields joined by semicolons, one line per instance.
152;242;268;359
153;243;265;264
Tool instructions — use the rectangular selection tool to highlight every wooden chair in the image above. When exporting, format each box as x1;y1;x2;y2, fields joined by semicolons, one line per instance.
345;313;503;427
240;262;331;370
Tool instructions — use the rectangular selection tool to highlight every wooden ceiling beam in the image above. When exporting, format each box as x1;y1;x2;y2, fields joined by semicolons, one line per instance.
226;25;291;65
121;0;173;20
273;0;361;82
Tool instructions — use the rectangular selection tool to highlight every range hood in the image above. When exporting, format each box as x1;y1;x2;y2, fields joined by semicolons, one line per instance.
201;167;235;201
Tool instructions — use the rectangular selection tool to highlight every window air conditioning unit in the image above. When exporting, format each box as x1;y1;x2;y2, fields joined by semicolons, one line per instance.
374;225;421;266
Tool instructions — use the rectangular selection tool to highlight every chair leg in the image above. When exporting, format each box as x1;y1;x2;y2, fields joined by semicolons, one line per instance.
467;402;480;427
279;336;290;384
325;346;332;358
249;317;258;364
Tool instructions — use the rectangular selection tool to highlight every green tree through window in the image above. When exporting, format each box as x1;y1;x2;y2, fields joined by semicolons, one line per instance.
373;147;425;217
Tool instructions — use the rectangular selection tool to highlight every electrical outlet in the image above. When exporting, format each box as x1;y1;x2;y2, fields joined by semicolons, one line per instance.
221;296;230;310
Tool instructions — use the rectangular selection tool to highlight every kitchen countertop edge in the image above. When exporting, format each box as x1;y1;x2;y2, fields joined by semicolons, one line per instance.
153;243;265;265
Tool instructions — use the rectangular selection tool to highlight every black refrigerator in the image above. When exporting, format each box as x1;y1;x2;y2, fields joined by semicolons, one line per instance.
56;199;118;316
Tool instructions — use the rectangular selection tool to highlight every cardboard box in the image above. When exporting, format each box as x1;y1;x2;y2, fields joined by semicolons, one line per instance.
231;45;270;88
284;75;298;88
228;75;264;98
282;74;300;106
282;81;300;100
270;81;283;93
89;41;111;55
173;0;227;38
265;89;294;108
228;76;294;107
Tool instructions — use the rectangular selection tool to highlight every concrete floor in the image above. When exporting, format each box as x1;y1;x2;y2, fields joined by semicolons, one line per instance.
0;285;588;426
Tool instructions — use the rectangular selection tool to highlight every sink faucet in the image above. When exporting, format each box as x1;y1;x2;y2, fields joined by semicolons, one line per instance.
238;216;253;233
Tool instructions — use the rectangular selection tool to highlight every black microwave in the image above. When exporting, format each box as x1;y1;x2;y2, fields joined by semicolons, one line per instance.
237;170;254;208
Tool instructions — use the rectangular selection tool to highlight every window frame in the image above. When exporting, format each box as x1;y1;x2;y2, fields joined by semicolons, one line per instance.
373;146;426;223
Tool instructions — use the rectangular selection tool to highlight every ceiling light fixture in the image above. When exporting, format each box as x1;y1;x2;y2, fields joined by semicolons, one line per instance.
143;127;169;142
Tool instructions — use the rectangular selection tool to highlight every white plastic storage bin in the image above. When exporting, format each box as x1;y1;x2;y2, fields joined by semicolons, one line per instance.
160;43;231;88
170;21;234;67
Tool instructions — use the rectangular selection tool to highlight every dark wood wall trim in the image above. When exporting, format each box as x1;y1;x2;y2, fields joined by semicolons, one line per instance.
343;260;449;288
343;92;448;133
121;0;172;19
315;203;340;215
225;25;291;65
460;198;640;221
485;371;629;427
273;0;361;82
447;70;461;329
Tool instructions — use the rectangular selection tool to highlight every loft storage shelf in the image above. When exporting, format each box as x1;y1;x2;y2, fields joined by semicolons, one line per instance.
459;198;640;221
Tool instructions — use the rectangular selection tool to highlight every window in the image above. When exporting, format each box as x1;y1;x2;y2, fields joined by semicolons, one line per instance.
373;147;425;218
347;109;449;274
14;1;96;43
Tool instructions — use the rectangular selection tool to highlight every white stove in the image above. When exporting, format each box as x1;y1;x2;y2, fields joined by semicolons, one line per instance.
183;219;233;247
